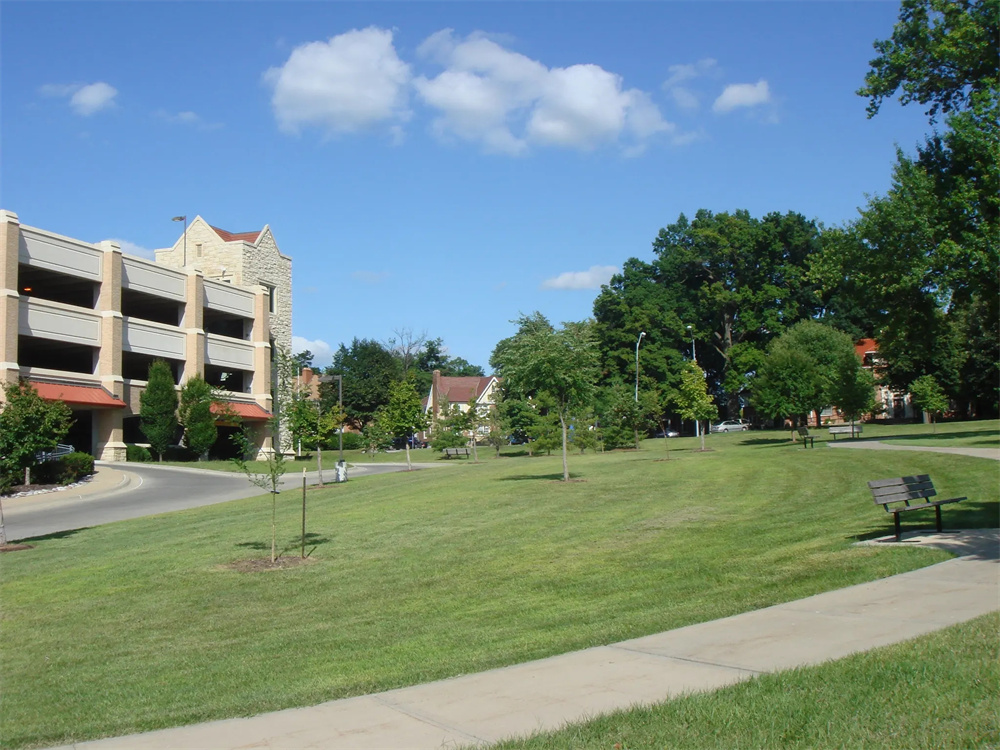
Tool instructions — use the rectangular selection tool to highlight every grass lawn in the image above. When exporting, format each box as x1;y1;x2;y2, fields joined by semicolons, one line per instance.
2;427;997;748
489;612;1000;750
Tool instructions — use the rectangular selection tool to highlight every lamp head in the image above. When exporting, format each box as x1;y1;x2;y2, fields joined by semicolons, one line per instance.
172;216;186;222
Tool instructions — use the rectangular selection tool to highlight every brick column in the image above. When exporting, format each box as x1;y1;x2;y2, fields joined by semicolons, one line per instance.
183;271;205;382
96;240;126;461
250;286;273;458
0;211;21;390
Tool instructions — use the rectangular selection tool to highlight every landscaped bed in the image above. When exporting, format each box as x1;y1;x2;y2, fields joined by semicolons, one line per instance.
1;427;996;748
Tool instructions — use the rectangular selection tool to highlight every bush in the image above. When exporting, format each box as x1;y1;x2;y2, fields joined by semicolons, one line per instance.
126;444;152;462
34;452;95;485
322;431;363;451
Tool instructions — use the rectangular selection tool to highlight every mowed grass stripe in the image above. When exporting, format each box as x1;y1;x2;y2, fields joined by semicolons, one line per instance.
1;436;997;748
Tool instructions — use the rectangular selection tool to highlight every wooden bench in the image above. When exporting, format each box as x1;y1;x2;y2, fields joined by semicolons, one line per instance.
442;447;470;458
867;474;966;541
829;424;862;439
796;426;814;448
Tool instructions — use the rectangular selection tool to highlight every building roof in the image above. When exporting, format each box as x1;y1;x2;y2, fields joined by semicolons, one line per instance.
436;376;496;404
29;381;126;408
855;338;878;358
210;401;272;421
210;225;263;244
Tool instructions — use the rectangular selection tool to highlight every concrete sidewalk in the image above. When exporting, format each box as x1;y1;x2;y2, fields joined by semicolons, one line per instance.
59;529;999;750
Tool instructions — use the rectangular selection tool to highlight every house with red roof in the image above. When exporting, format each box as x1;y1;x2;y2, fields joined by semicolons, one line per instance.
424;370;501;440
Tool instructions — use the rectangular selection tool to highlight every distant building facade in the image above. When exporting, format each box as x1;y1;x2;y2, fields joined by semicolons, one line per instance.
1;210;284;460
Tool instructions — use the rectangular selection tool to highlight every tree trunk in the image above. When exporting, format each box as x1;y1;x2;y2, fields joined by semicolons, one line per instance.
560;414;569;481
404;441;412;471
699;422;706;452
316;445;324;486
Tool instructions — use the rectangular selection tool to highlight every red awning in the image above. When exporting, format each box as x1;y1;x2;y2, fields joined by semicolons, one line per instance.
29;381;125;408
210;401;272;421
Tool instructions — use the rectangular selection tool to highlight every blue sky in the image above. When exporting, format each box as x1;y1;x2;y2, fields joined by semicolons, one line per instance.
2;2;930;371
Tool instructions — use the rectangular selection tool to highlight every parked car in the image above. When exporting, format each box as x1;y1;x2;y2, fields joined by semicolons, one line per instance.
710;420;749;433
652;428;680;438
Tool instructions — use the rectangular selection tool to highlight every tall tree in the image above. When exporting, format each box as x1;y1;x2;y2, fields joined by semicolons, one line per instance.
492;314;599;481
178;375;217;459
673;362;718;452
833;0;1000;416
324;338;401;428
140;360;179;462
857;0;998;121
377;378;428;471
751;320;865;428
594;211;827;419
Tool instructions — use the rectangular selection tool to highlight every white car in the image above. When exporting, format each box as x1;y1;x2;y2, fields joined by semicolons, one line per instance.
710;420;749;433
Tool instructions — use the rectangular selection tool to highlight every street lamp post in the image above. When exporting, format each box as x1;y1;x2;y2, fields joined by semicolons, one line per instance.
635;331;646;402
171;216;187;265
317;373;345;482
687;325;700;438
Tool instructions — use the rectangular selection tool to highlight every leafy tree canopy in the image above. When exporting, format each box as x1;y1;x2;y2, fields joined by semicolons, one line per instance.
858;0;998;121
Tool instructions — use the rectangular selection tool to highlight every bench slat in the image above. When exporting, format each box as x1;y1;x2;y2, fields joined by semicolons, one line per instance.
867;475;930;489
881;496;967;514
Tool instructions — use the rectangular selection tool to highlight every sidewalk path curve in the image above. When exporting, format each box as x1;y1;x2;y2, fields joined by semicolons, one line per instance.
826;439;1000;461
57;530;999;750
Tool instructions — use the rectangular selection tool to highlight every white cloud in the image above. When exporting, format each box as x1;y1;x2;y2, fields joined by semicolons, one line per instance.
40;81;118;116
713;80;771;113
352;270;389;284
264;27;412;136
415;30;673;154
541;265;618;290
107;238;155;260
662;58;718;112
292;336;334;367
155;110;224;130
663;58;718;89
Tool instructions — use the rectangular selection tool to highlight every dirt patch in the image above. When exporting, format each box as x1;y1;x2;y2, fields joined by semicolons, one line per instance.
221;556;317;573
0;543;35;553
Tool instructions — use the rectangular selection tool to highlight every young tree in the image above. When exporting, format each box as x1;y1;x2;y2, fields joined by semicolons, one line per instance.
429;402;469;453
835;357;879;436
140;360;179;462
231;422;286;564
361;417;393;455
0;380;73;492
378;378;428;470
178;375;217;459
674;361;718;451
494;314;599;480
910;374;949;431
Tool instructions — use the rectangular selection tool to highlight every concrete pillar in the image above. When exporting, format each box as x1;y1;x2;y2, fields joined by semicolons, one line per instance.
0;211;21;390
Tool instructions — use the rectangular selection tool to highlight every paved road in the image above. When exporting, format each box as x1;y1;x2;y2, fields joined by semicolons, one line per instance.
2;461;439;542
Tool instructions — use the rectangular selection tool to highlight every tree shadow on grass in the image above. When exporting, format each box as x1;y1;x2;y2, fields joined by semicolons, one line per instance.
17;527;91;543
740;438;797;447
498;473;576;482
882;430;999;445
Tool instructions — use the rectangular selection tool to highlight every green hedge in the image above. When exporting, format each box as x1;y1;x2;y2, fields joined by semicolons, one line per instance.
126;444;152;462
34;452;95;485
